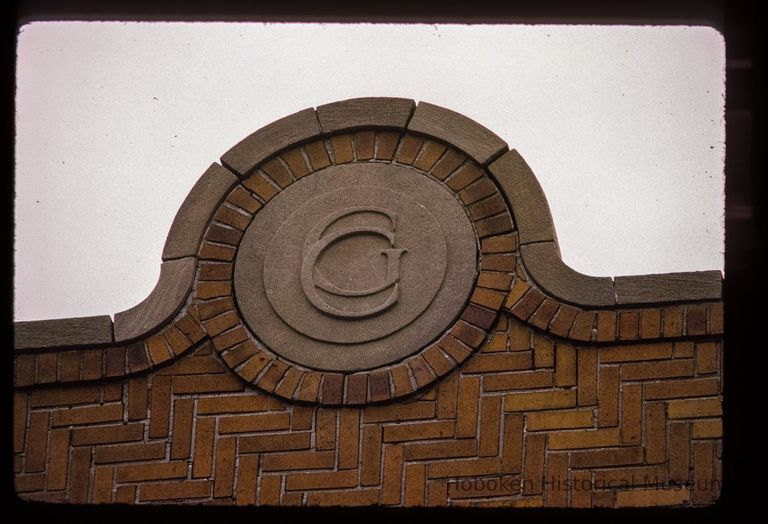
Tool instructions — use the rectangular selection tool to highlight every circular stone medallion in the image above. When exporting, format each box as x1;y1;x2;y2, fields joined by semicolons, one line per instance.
234;162;477;372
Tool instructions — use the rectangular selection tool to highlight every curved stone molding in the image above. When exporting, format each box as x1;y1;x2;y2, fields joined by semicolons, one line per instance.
407;101;509;165
162;163;239;261
14;315;113;351
489;149;558;245
316;97;415;134
113;257;197;343
220;107;321;177
521;242;615;307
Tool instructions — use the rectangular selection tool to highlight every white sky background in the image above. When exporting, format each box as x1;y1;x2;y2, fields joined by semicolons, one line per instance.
14;22;725;321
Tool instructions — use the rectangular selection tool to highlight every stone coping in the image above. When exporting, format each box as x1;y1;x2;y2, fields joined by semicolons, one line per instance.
13;97;722;357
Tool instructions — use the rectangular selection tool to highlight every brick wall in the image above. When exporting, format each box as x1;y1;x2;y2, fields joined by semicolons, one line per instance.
14;98;723;508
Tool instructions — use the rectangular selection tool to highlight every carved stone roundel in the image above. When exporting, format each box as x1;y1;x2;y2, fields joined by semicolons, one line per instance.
234;162;478;372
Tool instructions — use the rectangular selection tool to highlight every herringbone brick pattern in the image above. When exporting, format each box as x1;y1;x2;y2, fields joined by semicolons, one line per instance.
14;315;722;507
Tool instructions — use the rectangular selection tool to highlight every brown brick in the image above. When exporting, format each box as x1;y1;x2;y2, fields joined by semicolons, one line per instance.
504;390;576;411
470;287;506;309
286;469;358;491
321;373;344;404
570;311;596;342
126;377;148;420
196;395;266;415
305;139;331;169
240;432;311;453
381;444;405;504
69;446;91;503
82;348;104;380
328;134;354;163
289;405;313;431
413;140;446;171
235;453;259;505
619;311;640;340
663;306;684;337
459;176;496;205
383;420;455;442
555;343;576;386
263;451;335;474
52;403;123;426
368;369;391;402
363;402;434;425
692;441;716;504
523;433;546;494
687;304;708;335
483;370;553;392
72;423;144;446
428;457;501;479
546;453;569;507
598;365;620;427
13;393;28;454
622;359;694;380
527;409;593;431
255;360;289;393
353;130;375;160
437;335;472;365
476;272;513;293
191;417;215;478
173;373;243;394
578;347;597;406
47;428;71;490
529;299;560;330
709;302;723;334
15;355;36;387
343;372;367;405
15;473;45;493
621;383;642;445
669;422;690;483
36;352;57;383
593;465;665;487
645;402;667;464
644;377;719;400
462;305;498;330
451;320;486;349
169;399;194;460
30;385;101;407
396;134;423;164
404;439;477;461
214;437;236;498
164;325;192;356
616;488;690;507
58;351;81;382
480;233;518;254
199;241;236;261
256;474;280;505
533;334;554;367
243;172;278;201
116;461;187;482
149;375;171;438
140;480;211;502
668;398;722;418
206;222;243;245
570;446;645;468
203;310;239;337
502;414;524;474
456;376;480;437
430;148;463;179
570;469;592;508
114;485;136;504
198;296;235;320
446;162;483;191
280;148;309;179
478;395;502;457
692;419;722;439
504;279;530;309
315;409;336;450
338;409;360;469
94;441;166;464
407;355;435;389
361;425;383;486
548;428;620;449
235;351;270;382
147;335;173;366
640;308;662;338
462;352;532;373
91;466;114;503
695;342;718;374
103;383;122;402
375;131;400;160
403;463;427;506
596;311;617;342
600;343;673;363
214;204;252;231
295;371;321;402
511;287;546;320
469;193;507;221
306;489;380;507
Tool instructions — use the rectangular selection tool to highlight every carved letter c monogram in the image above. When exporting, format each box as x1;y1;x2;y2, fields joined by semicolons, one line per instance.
300;207;407;318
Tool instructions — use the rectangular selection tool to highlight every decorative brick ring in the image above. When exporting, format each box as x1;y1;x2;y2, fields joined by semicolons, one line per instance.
197;127;516;406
